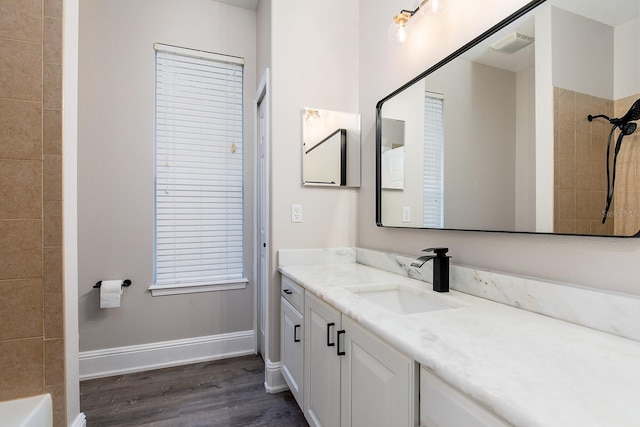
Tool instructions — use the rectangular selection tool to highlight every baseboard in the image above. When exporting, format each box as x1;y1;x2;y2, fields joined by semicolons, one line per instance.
264;358;288;393
69;413;86;427
79;330;255;380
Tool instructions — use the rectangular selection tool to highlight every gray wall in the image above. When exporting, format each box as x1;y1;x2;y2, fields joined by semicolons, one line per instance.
78;0;256;351
615;16;640;99
552;7;613;100
267;0;360;362
77;0;640;364
256;0;271;90
380;80;425;227
358;0;640;297
426;60;517;231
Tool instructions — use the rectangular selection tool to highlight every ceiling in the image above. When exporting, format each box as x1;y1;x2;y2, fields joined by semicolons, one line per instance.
554;0;639;27
461;0;640;73
215;0;259;10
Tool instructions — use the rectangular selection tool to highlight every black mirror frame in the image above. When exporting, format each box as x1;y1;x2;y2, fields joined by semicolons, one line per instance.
375;0;639;238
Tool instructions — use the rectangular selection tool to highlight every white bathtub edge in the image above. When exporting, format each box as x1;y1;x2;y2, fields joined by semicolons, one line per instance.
0;394;52;427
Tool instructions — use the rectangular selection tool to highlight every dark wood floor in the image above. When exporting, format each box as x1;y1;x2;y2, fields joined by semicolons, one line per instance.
80;355;309;426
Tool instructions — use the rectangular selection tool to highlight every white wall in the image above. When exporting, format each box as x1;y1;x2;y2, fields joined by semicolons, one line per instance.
380;59;519;230
358;0;640;297
426;60;517;231
551;6;614;99
614;16;640;100
64;0;81;421
380;81;425;227
515;65;537;232
535;4;554;232
268;0;360;361
256;0;271;89
78;0;257;351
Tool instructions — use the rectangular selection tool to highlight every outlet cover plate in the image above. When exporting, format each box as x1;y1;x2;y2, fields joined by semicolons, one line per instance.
402;206;411;223
291;204;303;223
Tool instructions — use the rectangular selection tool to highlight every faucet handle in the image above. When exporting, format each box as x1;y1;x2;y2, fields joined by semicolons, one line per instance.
422;247;449;256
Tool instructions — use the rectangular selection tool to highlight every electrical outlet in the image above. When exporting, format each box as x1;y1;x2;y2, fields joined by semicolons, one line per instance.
402;206;411;223
291;204;303;223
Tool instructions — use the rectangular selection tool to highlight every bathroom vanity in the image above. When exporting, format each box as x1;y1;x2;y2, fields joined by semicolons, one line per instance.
279;248;640;427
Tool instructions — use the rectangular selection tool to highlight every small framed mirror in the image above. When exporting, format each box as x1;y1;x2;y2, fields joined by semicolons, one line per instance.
303;108;361;187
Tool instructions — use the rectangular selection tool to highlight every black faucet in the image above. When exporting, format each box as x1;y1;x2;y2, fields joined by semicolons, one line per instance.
411;247;450;293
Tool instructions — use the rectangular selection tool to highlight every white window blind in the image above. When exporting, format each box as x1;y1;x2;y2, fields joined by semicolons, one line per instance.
154;43;245;289
423;92;444;228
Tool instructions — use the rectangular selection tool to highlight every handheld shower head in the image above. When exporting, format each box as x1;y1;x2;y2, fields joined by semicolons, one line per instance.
621;122;637;136
612;98;640;126
587;99;640;225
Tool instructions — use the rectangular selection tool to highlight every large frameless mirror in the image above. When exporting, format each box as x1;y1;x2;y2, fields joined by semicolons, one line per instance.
376;0;640;237
303;108;361;187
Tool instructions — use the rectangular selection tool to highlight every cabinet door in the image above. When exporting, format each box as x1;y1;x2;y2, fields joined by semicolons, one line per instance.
420;367;510;427
281;297;304;407
340;316;416;427
304;293;342;427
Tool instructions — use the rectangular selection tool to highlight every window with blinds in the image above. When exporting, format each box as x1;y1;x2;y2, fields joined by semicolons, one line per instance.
423;92;444;228
153;43;246;294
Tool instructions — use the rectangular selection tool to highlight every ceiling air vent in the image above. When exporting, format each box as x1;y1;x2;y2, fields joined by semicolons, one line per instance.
490;32;535;53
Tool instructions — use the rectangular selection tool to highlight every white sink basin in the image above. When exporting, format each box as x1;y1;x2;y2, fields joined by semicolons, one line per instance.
352;288;453;315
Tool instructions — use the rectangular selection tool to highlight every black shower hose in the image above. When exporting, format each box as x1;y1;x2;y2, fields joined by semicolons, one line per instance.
602;125;624;224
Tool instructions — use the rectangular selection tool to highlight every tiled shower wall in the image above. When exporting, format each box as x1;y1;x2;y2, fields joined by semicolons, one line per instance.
0;0;66;426
555;87;640;236
554;87;615;235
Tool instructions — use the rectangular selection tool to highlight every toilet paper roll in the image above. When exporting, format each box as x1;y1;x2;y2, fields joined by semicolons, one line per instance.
100;280;123;308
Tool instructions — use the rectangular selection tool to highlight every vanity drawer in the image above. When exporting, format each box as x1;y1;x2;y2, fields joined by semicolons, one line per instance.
281;276;304;312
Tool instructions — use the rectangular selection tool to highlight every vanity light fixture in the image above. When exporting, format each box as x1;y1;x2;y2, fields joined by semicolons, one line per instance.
389;0;448;44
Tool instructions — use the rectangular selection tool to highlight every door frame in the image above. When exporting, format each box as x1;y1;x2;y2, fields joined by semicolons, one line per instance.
63;0;85;425
253;68;271;361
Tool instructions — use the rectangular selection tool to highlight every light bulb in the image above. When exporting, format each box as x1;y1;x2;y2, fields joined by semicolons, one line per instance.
418;0;447;17
388;13;412;45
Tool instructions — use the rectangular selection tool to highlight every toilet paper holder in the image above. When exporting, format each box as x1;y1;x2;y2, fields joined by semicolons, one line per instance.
93;279;132;289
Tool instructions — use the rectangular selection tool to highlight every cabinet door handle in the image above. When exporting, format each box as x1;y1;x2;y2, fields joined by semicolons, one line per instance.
283;289;293;295
337;330;346;356
294;324;301;343
326;322;335;347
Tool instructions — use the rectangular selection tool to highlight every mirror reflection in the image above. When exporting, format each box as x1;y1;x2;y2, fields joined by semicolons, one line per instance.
381;118;406;190
303;108;361;187
377;0;640;237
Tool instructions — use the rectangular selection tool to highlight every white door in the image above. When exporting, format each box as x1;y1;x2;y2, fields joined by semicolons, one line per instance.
256;70;269;358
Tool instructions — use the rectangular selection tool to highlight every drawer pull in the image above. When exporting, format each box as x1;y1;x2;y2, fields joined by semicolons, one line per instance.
337;330;346;356
327;322;335;347
283;289;293;295
294;324;301;343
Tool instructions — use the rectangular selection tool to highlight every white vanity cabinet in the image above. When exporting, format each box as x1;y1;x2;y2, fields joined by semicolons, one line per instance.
340;316;415;427
281;277;305;407
303;291;415;427
419;367;510;427
304;292;342;427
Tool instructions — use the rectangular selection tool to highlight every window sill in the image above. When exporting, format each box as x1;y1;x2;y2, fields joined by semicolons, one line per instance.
148;279;248;296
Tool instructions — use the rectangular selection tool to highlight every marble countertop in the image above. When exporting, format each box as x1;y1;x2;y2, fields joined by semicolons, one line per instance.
278;262;640;427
